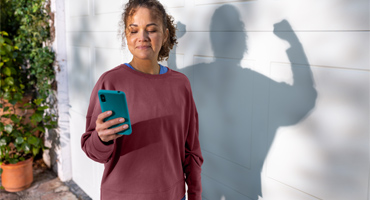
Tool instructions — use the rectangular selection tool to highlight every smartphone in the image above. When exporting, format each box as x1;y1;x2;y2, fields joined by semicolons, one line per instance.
98;89;132;135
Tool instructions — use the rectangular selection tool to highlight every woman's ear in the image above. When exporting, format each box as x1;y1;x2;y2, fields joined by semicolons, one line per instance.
163;28;169;45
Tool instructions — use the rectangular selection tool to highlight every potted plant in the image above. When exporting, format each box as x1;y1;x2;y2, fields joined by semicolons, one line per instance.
0;0;57;192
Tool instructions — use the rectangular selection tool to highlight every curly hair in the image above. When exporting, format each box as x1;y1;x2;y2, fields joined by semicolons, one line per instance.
118;0;177;61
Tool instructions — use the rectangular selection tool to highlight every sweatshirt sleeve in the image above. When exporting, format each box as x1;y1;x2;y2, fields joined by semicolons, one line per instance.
81;75;115;163
183;85;204;200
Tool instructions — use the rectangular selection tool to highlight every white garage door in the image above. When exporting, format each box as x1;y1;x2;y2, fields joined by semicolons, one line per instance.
65;0;369;199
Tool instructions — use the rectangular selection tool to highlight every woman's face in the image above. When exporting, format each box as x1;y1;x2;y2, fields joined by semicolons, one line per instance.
125;7;168;62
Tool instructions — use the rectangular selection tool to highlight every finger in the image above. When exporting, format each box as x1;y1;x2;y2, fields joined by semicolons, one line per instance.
98;124;127;142
97;111;112;123
96;117;125;135
101;132;124;143
101;117;125;130
100;123;129;137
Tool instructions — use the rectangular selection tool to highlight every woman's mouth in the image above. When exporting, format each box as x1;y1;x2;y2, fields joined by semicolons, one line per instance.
136;45;151;49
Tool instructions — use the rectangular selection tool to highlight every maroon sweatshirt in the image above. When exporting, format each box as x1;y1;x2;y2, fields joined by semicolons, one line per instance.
81;64;203;200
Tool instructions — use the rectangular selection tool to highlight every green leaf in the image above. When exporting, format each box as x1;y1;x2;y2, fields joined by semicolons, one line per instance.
11;115;20;123
9;158;18;164
2;86;9;92
9;67;16;75
3;57;10;63
1;114;10;118
1;114;9;119
0;139;7;147
22;143;31;152
37;106;48;111
3;106;9;112
13;93;22;101
33;126;45;133
32;5;39;13
15;137;24;144
34;98;43;106
0;122;4;132
16;145;23;152
23;103;32;107
45;125;53;129
31;113;43;122
3;67;11;76
0;62;4;67
3;136;10;143
9;99;18;105
3;38;12;45
28;136;38;145
12;130;21;137
4;77;14;85
32;147;39;156
4;124;13;133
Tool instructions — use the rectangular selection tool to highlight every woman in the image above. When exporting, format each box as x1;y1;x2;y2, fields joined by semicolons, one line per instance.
81;0;203;200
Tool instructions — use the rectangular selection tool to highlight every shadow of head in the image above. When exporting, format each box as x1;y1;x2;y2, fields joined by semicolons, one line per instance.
210;4;247;59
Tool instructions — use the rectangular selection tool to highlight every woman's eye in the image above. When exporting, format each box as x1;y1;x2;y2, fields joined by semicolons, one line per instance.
131;31;137;34
148;30;157;33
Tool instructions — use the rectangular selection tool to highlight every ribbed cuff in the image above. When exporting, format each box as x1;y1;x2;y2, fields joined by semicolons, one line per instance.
91;130;114;153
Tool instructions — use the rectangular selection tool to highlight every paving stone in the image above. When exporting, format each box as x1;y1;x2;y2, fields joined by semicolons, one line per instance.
18;196;40;200
0;192;18;200
15;183;40;197
41;192;61;200
33;169;56;184
36;178;63;194
41;191;79;200
55;185;69;193
18;187;42;199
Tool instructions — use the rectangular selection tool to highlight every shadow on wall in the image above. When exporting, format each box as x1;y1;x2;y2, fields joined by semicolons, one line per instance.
43;91;61;174
174;4;317;200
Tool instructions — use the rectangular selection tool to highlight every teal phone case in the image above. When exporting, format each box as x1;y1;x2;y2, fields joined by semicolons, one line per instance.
98;90;132;135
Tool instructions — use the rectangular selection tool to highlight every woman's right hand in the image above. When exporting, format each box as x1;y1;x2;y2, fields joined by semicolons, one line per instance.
96;111;128;142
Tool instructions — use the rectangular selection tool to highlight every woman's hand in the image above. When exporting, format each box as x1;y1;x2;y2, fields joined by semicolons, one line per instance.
96;111;128;142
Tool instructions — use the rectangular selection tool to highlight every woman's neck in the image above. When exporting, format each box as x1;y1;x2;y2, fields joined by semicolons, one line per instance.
129;59;160;75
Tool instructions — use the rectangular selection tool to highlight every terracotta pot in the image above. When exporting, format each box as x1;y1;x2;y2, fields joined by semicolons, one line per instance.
1;157;33;192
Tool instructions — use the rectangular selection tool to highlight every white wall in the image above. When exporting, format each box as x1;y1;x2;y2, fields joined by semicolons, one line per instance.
65;0;369;199
45;0;72;182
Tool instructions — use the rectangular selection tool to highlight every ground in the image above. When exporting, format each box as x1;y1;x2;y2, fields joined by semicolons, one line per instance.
0;158;90;200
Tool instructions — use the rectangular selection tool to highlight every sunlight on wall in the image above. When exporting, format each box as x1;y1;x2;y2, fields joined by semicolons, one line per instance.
65;0;369;199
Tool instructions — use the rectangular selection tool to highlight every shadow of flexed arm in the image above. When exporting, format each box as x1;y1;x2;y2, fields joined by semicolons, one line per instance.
269;19;317;128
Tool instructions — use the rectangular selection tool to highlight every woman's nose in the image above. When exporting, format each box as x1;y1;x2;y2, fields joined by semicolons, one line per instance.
138;30;149;41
